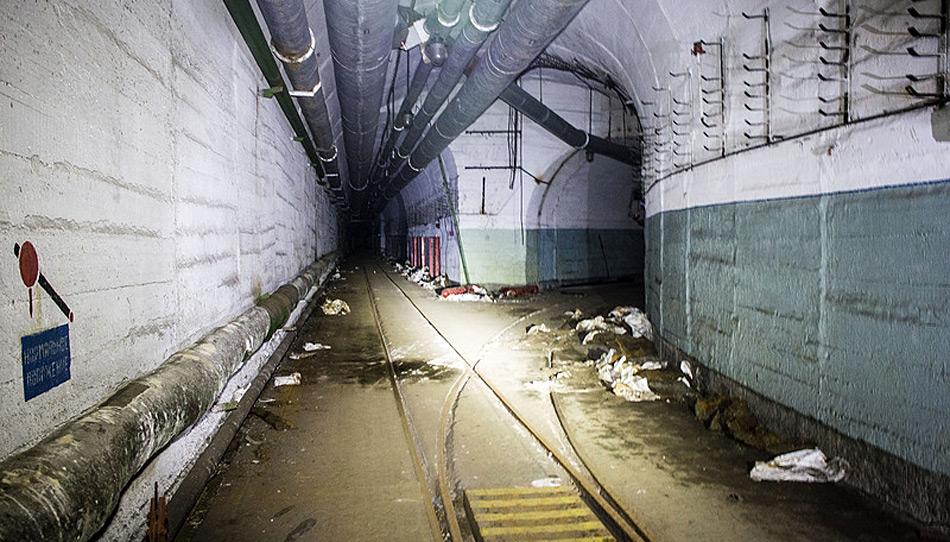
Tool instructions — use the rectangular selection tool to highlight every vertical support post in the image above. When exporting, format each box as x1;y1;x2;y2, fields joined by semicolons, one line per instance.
438;156;471;285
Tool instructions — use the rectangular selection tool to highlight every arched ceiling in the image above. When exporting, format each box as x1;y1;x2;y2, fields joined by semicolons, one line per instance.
554;0;942;187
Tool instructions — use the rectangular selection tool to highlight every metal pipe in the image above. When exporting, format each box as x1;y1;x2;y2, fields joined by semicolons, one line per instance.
380;0;511;189
223;0;346;208
166;283;325;538
257;0;347;198
375;0;467;178
383;0;591;201
324;0;397;214
498;83;640;166
0;255;338;542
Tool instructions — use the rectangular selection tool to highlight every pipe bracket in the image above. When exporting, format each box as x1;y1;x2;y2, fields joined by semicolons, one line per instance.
577;132;590;149
289;80;322;98
271;28;316;65
317;145;338;162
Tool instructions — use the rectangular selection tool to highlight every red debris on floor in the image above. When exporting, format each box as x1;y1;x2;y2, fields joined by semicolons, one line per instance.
497;285;540;298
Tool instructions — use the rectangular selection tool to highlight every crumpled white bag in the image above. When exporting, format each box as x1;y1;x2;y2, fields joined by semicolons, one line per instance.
750;448;847;483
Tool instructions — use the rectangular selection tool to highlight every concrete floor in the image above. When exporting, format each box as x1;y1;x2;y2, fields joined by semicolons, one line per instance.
178;258;924;542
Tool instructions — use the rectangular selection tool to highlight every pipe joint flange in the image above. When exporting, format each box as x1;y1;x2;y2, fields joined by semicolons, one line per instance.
469;5;499;32
438;9;461;28
408;157;424;172
317;145;338;162
576;132;591;149
271;28;316;65
396;147;410;159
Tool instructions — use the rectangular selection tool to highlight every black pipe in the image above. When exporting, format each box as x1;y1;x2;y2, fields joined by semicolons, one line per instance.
166;281;325;538
374;0;467;178
384;0;591;200
381;0;511;189
0;256;337;541
324;0;397;214
223;0;345;207
498;83;639;167
257;0;347;198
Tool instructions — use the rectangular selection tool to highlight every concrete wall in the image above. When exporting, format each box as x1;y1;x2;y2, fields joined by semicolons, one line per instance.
450;76;642;286
553;0;950;511
382;150;463;281
644;107;950;479
0;0;337;463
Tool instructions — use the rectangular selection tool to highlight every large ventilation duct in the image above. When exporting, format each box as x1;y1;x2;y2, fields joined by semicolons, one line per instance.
498;83;639;167
373;0;466;179
383;0;590;201
380;0;510;187
324;0;397;214
257;0;347;201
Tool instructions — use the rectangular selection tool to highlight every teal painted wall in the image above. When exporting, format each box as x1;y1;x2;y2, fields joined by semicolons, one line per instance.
460;228;529;285
527;228;643;285
645;181;950;475
461;228;644;286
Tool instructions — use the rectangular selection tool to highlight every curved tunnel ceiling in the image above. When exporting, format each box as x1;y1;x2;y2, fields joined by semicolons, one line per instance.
308;0;937;214
554;0;944;187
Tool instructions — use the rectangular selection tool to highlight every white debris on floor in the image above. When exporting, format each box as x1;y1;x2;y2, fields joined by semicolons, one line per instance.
750;448;847;483
622;309;653;340
575;306;653;343
303;342;331;351
288;351;318;360
426;356;460;368
321;298;350;315
576;316;627;345
591;349;660;402
524;371;571;394
273;372;301;387
526;323;551;335
564;309;584;321
531;477;563;488
394;261;449;290
441;284;493;303
576;315;628;335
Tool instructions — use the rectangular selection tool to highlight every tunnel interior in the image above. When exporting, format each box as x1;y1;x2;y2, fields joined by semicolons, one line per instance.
0;0;948;541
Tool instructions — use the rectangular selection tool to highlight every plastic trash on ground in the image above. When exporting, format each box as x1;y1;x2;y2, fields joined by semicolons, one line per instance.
273;372;301;387
638;361;664;371
303;342;331;351
498;285;540;298
440;284;492;302
531;477;562;488
750;448;847;483
321;298;350;315
608;306;652;340
526;323;551;335
289;351;317;360
612;375;660;402
591;349;660;402
576;315;627;336
564;309;584;321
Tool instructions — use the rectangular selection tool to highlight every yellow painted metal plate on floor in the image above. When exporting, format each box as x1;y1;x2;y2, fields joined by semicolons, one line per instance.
464;486;614;541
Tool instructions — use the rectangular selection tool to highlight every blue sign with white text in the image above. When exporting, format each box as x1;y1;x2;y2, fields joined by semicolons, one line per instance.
21;324;71;401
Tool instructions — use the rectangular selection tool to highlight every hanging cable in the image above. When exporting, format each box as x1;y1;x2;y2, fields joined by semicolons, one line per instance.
363;49;403;190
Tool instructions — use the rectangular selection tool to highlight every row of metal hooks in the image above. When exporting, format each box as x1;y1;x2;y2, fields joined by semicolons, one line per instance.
640;0;948;184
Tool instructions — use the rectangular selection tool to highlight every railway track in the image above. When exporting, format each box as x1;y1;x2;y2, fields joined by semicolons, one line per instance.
361;263;651;542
